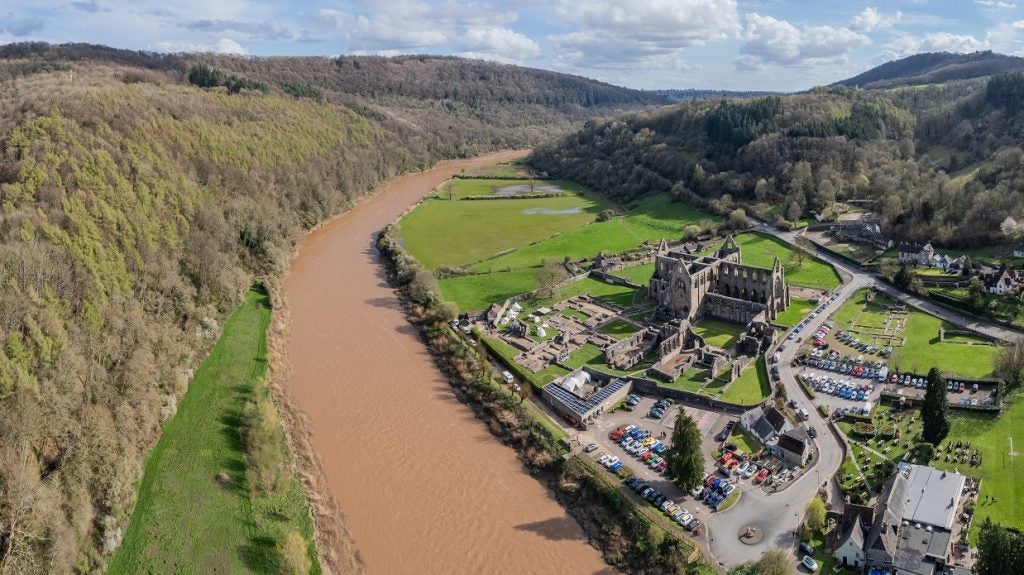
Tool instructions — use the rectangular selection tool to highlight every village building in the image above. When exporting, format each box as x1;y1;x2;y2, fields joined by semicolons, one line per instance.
984;268;1024;295
772;426;812;466
1014;241;1024;258
832;504;875;571
863;464;968;575
541;368;631;429
648;236;790;324
739;405;791;443
897;242;935;267
830;214;893;250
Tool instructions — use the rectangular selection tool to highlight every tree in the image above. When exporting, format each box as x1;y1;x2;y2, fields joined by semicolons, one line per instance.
994;341;1024;387
682;224;702;240
757;549;790;575
804;497;827;536
921;367;950;444
976;518;1024;575
728;208;748;230
787;242;811;269
878;258;899;282
690;162;705;190
967;276;988;313
533;259;568;298
665;410;704;492
1001;216;1023;240
785;200;803;222
278;530;313;575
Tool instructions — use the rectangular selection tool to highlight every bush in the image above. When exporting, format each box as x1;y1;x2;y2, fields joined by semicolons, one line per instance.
878;424;898;438
277;530;312;575
852;422;877;436
244;393;286;495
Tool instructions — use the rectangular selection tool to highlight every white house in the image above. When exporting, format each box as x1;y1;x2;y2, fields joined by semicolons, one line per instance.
1014;241;1024;258
985;269;1023;295
897;242;934;267
833;522;866;571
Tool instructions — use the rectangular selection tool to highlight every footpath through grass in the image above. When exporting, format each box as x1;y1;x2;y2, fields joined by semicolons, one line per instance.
108;288;319;575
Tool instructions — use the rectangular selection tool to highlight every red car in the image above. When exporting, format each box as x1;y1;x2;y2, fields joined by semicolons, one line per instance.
754;469;770;484
719;452;732;464
641;451;654;462
655;461;668;473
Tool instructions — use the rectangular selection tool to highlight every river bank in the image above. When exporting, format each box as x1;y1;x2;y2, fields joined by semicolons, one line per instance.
375;223;709;575
280;151;614;574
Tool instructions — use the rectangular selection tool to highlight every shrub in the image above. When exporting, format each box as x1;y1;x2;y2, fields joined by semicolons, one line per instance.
277;530;312;575
852;422;877;436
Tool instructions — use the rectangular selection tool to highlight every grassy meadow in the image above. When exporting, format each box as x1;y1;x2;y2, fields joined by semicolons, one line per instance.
732;232;842;290
720;357;771;405
831;288;998;377
692;319;746;349
108;288;318;575
774;297;818;327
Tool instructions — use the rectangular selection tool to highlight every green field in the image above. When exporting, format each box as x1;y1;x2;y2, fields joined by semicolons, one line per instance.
614;262;655;285
732;233;841;290
473;195;720;273
720;357;771;405
546;276;637;309
692;319;746;349
108;288;318;575
662;368;708;393
399;193;607;269
774;298;817;328
599;319;641;338
438;269;537;311
435;177;585;199
832;289;998;377
563;342;652;377
727;427;762;456
937;394;1024;540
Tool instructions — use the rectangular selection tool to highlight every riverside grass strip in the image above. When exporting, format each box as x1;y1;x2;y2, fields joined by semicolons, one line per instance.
108;287;319;575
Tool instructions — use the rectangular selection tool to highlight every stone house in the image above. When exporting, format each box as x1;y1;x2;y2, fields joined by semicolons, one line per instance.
897;242;934;267
773;426;812;466
740;405;790;444
1014;241;1024;258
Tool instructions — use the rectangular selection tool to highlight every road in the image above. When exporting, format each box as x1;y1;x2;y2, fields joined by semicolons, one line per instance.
703;278;860;567
757;221;1023;343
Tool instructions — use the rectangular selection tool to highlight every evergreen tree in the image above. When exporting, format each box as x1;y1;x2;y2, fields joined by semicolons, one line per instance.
921;367;950;444
665;410;704;491
977;518;1024;575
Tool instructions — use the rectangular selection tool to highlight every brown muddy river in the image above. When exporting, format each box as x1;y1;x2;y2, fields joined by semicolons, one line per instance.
284;151;615;575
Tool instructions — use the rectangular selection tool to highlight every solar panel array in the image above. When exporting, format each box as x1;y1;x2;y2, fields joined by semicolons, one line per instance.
544;377;629;417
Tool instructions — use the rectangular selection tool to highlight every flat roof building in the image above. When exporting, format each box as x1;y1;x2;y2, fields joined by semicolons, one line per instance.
542;368;631;429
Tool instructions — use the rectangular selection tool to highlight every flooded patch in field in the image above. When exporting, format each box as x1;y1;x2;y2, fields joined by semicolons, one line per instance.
521;207;584;215
494;184;566;196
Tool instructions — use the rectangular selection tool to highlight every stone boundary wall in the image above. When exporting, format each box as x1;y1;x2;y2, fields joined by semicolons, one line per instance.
579;366;767;414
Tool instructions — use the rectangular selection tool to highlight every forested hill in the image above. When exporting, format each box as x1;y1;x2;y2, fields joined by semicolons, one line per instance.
648;88;783;102
530;71;1024;247
834;51;1024;89
0;44;655;574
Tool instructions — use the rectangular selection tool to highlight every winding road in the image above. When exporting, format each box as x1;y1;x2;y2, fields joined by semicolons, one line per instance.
688;222;1020;568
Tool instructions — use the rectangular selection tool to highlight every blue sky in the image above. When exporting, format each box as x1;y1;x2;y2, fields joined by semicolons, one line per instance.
2;1;1022;91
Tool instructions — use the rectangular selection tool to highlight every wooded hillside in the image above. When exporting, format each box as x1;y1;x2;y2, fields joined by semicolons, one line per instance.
530;72;1024;247
0;44;654;574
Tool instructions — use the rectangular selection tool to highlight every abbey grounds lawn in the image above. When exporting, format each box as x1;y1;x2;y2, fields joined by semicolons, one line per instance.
830;288;998;378
108;288;318;575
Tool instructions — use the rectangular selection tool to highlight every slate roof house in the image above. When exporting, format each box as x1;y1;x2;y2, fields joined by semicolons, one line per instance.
773;426;812;466
897;243;934;267
864;465;967;575
833;504;875;571
740;405;791;444
984;268;1023;295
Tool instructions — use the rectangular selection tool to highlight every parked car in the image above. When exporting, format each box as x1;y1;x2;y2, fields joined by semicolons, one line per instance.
800;541;815;555
801;555;819;572
808;427;818;439
754;468;770;483
584;443;598;453
743;464;758;479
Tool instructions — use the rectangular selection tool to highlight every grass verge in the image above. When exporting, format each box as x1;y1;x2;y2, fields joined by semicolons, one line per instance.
108;287;319;575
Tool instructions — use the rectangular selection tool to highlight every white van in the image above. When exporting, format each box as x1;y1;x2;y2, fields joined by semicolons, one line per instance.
798;407;810;421
501;371;514;384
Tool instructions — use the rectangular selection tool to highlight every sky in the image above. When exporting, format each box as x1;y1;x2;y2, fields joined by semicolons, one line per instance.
2;0;1023;91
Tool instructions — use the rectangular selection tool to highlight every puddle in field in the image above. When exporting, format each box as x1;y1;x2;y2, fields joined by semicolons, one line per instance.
494;184;565;196
521;207;584;215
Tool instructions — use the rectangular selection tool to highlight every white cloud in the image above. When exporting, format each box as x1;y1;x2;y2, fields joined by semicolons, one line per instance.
1014;20;1024;28
459;27;540;60
182;19;292;41
882;32;989;59
851;7;901;32
975;0;1017;8
153;38;248;55
1;14;44;36
738;14;870;70
549;0;740;68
